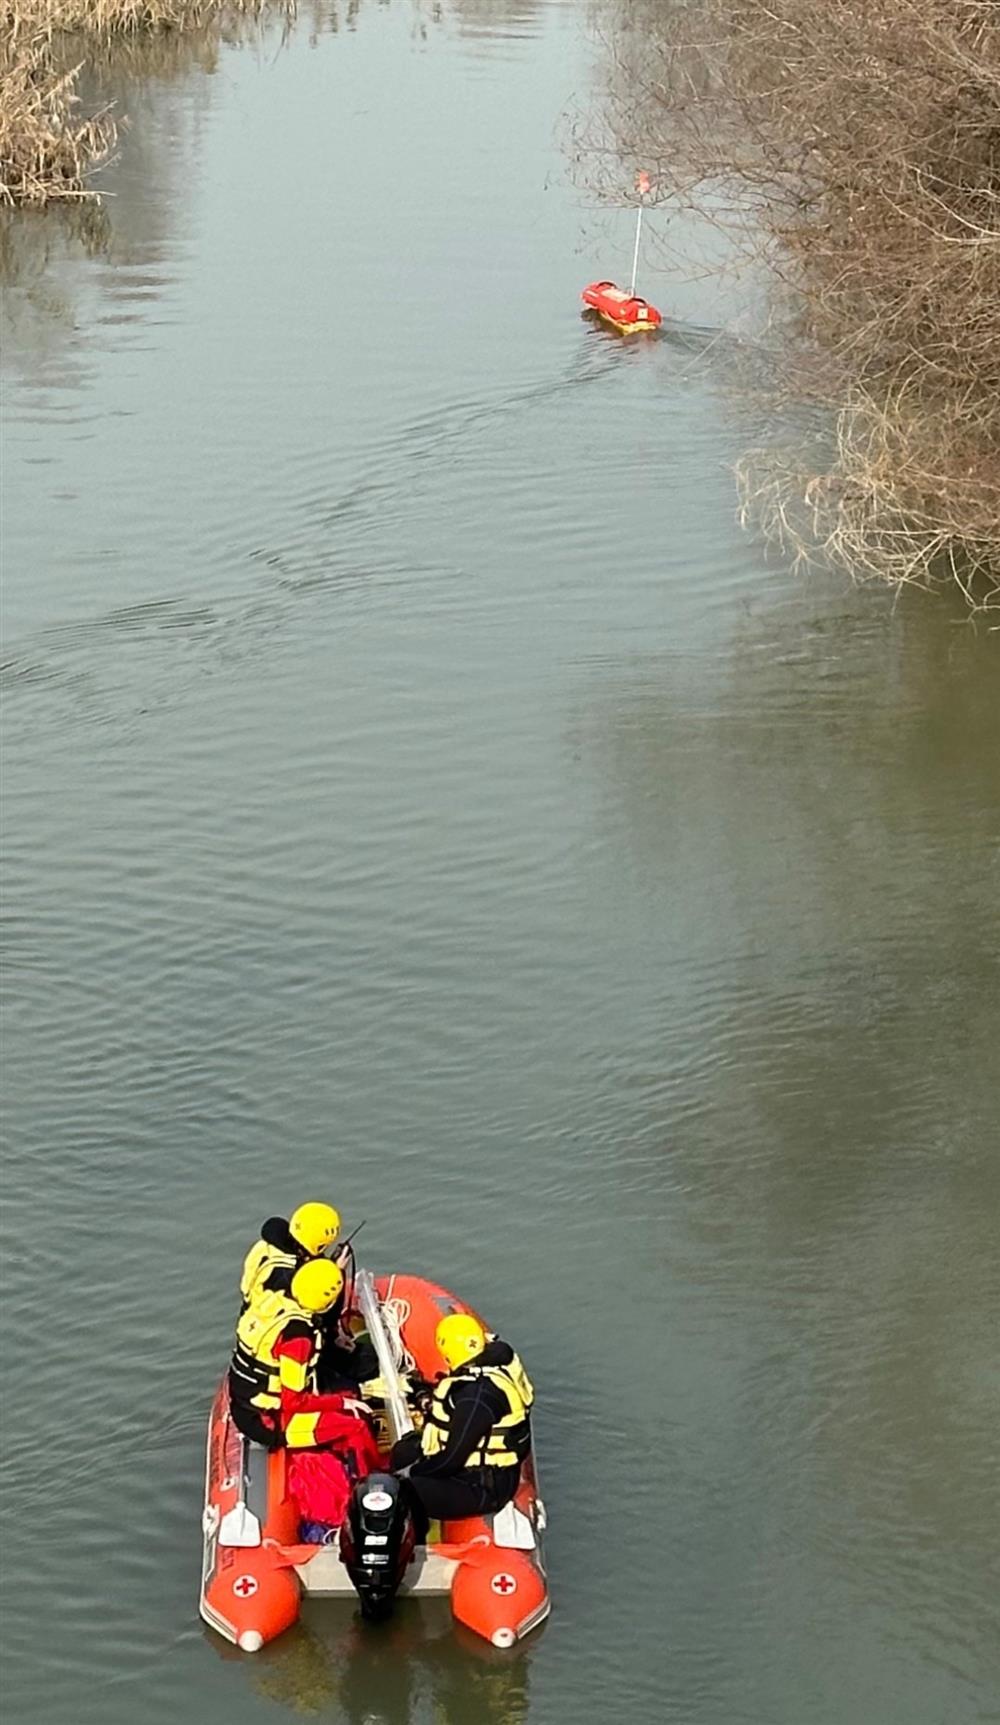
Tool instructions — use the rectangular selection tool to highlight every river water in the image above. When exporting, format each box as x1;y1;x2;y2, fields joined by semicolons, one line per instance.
1;3;998;1722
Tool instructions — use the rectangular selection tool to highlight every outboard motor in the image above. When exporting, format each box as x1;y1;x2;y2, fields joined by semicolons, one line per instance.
339;1472;416;1621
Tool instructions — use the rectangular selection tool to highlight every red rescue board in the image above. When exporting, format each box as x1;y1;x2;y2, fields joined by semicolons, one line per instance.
581;279;662;333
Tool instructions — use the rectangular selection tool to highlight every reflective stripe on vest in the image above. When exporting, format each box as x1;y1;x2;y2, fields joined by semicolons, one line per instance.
231;1289;318;1409
420;1354;534;1470
240;1237;298;1307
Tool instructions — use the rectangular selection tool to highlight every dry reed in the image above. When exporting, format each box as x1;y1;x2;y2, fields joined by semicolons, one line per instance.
1;14;114;205
592;0;1000;609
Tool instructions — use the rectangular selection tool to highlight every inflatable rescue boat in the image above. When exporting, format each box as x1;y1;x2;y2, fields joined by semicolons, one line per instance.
200;1271;549;1651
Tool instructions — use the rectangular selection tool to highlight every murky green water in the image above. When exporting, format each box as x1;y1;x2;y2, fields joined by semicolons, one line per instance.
2;4;998;1722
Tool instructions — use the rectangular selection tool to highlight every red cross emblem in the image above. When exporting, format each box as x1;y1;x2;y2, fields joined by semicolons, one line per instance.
491;1572;517;1596
233;1574;258;1598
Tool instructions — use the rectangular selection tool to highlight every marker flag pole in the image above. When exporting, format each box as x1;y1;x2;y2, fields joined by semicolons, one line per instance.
628;208;643;297
629;170;652;297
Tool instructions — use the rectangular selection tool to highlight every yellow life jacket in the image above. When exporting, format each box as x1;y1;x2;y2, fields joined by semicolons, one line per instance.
420;1352;534;1470
230;1288;318;1410
239;1235;298;1308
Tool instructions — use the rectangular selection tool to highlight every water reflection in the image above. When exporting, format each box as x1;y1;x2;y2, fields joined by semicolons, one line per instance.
576;578;999;1687
0;33;219;384
0;201;111;286
0;10;313;375
235;1609;531;1724
449;0;541;44
1;0;476;373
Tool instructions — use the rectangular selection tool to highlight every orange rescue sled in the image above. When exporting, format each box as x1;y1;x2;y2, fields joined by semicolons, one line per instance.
581;279;662;334
199;1272;549;1652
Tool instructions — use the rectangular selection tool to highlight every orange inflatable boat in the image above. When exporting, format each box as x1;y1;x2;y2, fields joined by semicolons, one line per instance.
199;1271;549;1652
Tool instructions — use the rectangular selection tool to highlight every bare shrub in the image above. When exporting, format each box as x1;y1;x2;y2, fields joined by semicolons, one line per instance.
592;0;1000;608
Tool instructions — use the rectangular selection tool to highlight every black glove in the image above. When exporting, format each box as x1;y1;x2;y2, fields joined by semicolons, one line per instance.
391;1431;422;1473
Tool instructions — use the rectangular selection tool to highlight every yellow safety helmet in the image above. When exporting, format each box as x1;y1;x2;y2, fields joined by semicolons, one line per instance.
291;1258;344;1313
436;1313;487;1371
289;1201;341;1256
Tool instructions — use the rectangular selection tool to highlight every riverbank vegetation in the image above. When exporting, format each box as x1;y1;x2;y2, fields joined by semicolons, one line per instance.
596;0;1000;609
2;8;114;205
1;0;278;206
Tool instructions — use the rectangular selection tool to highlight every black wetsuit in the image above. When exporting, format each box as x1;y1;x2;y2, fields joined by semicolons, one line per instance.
392;1340;525;1533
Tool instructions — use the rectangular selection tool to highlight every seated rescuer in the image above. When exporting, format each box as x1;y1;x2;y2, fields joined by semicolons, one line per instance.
239;1202;341;1311
239;1202;376;1388
391;1314;534;1531
229;1260;376;1471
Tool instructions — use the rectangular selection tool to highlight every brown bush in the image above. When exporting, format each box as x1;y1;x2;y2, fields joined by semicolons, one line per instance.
594;0;1000;608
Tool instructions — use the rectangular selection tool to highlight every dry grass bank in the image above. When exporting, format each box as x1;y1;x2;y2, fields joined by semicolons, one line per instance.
1;0;280;206
1;16;114;205
595;0;1000;609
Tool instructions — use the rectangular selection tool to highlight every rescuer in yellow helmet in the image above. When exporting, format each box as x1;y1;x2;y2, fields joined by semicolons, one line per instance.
236;1203;377;1394
391;1312;534;1529
238;1202;342;1311
228;1259;379;1469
